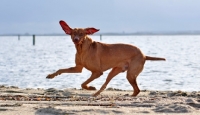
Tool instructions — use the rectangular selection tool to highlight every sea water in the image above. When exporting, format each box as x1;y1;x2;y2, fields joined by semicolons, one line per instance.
0;35;200;91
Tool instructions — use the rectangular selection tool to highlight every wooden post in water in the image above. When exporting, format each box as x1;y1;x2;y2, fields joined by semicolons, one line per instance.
33;35;35;46
100;34;102;41
18;35;20;41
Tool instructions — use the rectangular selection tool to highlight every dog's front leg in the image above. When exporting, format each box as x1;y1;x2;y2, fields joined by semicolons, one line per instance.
46;65;83;79
81;72;103;90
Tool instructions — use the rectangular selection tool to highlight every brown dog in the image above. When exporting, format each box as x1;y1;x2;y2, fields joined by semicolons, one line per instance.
46;20;165;96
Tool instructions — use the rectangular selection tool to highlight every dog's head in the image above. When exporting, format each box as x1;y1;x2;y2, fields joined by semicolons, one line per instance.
59;20;99;45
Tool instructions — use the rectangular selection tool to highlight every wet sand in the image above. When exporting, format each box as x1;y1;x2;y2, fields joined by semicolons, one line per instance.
0;85;200;115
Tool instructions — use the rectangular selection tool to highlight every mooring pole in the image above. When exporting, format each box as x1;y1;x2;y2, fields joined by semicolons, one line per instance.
33;35;35;46
100;34;102;41
18;35;20;41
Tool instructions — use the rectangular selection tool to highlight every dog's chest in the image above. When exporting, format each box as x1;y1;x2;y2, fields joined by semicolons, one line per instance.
79;52;100;71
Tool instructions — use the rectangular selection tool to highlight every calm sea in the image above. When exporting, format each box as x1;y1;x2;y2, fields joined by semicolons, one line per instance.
0;35;199;91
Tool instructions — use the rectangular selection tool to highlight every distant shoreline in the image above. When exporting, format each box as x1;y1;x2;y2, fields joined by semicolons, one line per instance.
1;32;200;36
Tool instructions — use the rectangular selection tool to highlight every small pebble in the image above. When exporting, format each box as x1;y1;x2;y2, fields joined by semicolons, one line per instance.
10;86;19;89
167;92;176;97
124;94;129;96
185;98;197;104
0;85;5;88
149;91;157;95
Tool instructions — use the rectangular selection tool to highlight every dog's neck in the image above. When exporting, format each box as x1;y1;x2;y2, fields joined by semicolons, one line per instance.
75;36;93;54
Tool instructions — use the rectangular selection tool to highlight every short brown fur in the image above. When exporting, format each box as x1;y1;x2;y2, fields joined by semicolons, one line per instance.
46;20;166;96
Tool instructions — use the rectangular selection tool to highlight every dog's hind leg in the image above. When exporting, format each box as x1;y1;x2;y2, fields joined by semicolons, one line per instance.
127;59;145;96
81;72;103;90
93;67;122;96
126;75;140;96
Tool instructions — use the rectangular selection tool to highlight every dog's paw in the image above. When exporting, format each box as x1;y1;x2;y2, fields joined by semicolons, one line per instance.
88;86;96;90
46;74;55;79
92;92;100;97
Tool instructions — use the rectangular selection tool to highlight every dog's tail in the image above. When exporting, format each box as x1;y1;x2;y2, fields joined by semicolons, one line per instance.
145;56;166;61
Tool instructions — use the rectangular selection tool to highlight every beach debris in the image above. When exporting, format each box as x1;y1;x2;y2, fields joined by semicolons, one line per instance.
10;86;19;89
185;98;198;104
153;104;193;113
45;88;58;92
165;91;189;97
106;87;123;91
149;91;158;95
124;94;129;96
0;85;5;88
0;103;23;107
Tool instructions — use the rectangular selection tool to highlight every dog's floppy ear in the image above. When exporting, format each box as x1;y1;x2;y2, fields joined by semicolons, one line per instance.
59;20;72;35
85;28;99;35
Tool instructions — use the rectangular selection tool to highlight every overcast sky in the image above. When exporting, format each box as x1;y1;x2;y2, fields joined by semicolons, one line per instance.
0;0;200;34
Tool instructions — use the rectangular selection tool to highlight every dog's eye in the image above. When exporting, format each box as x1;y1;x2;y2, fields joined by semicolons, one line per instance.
71;32;75;35
73;30;77;34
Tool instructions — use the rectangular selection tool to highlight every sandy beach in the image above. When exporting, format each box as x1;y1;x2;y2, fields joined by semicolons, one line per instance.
0;85;199;115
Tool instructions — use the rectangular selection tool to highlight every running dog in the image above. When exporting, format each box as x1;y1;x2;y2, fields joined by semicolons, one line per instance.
46;20;166;96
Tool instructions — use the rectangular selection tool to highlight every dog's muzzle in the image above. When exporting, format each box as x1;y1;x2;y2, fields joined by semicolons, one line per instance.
73;36;80;44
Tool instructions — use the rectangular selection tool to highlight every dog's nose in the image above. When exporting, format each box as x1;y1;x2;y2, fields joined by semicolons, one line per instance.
73;36;79;43
74;36;79;40
74;39;79;43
